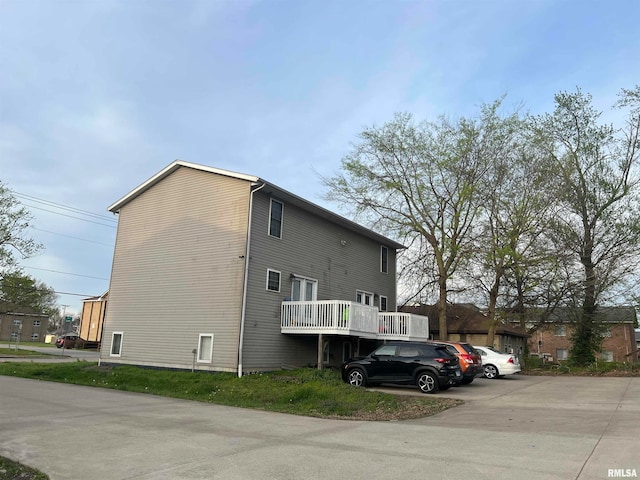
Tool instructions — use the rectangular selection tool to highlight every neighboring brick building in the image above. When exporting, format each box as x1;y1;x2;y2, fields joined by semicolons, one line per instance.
518;307;638;363
0;312;50;343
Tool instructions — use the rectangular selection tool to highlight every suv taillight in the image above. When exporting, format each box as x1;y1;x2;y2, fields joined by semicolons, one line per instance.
507;357;514;364
461;353;474;364
434;358;450;364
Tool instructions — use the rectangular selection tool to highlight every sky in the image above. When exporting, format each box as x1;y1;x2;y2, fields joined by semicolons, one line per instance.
1;0;640;316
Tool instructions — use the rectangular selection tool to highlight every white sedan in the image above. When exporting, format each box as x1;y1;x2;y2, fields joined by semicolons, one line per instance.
473;346;521;379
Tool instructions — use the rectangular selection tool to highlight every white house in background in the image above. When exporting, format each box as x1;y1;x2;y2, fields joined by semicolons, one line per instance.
99;160;428;375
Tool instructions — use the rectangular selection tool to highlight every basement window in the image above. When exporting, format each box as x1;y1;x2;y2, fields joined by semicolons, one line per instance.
110;332;123;357
198;334;214;363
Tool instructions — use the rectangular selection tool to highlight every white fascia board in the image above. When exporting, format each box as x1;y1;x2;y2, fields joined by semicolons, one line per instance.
108;160;259;213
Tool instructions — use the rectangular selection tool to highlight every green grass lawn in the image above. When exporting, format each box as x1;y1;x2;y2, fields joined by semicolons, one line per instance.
0;347;49;357
0;456;48;480
0;362;462;420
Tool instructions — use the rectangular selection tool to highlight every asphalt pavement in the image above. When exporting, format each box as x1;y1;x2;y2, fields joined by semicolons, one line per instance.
0;345;100;363
0;373;638;480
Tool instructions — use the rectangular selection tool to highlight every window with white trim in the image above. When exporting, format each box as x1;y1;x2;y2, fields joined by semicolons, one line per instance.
269;199;284;238
33;320;41;327
13;319;21;326
601;351;614;362
556;348;568;361
381;245;388;274
31;333;39;341
110;332;123;357
10;332;19;340
197;334;214;362
379;295;388;312
356;290;373;306
554;325;567;336
266;269;281;292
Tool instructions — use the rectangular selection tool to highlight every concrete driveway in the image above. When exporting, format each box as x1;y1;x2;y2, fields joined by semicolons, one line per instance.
0;374;638;480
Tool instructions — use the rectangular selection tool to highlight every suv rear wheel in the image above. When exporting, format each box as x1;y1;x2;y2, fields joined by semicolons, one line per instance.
416;371;439;394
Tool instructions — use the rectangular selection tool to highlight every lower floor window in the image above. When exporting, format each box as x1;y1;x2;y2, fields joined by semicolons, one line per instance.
31;333;39;341
600;351;614;362
556;348;568;361
198;334;214;362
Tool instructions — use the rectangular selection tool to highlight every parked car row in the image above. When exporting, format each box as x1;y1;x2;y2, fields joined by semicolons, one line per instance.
341;340;521;394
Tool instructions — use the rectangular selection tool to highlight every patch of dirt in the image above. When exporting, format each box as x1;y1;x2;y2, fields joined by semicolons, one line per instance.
327;396;464;421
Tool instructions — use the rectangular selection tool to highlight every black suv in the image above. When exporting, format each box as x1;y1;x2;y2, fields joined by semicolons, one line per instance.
341;342;462;394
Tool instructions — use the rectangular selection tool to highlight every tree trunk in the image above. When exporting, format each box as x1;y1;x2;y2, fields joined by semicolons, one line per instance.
438;278;448;340
486;267;503;347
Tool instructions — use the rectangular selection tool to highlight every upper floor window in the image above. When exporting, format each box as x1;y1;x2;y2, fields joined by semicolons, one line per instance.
381;246;388;274
266;269;281;292
554;325;567;336
33;320;41;327
269;199;284;238
379;295;388;312
356;290;373;306
13;319;21;326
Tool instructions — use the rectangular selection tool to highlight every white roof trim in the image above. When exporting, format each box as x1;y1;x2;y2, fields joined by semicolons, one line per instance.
108;159;405;249
108;160;259;212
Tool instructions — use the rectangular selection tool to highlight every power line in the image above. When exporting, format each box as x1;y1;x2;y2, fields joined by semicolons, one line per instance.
1;284;99;298
21;266;110;281
22;204;117;228
13;191;117;222
29;226;115;247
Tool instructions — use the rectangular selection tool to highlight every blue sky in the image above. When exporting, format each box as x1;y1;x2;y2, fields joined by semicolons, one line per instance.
1;0;639;315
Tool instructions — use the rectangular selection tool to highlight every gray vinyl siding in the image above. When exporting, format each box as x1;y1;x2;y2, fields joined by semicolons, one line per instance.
241;191;398;370
100;166;251;371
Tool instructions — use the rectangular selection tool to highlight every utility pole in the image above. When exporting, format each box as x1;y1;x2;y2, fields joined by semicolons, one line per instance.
61;305;69;333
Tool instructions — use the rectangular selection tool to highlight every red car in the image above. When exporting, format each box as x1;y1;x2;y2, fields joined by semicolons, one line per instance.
55;333;79;349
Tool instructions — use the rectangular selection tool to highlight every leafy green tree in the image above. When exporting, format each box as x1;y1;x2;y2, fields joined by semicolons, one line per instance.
324;102;514;339
530;86;640;365
0;181;42;270
0;270;58;316
470;125;565;345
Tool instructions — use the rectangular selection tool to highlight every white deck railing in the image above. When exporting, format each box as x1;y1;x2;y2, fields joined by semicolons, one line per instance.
377;312;429;340
281;300;429;341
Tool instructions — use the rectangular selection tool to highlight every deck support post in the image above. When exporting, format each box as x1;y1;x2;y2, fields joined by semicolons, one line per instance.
317;333;323;370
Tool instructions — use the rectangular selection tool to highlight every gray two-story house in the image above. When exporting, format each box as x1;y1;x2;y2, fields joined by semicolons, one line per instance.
99;160;428;375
